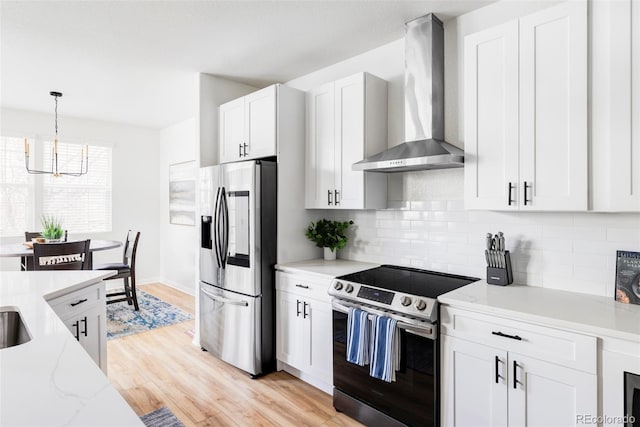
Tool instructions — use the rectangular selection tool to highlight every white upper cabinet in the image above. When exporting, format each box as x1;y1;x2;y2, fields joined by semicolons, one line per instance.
592;0;640;212
464;21;519;210
464;1;588;211
305;72;388;210
219;85;277;163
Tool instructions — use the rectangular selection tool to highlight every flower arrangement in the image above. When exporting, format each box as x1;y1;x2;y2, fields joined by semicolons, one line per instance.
305;219;354;253
41;215;64;241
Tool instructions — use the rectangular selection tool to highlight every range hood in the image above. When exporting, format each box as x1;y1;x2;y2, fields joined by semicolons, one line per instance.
353;13;464;173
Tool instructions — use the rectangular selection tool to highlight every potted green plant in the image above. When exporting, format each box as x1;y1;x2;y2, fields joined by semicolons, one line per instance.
305;219;354;260
41;215;64;242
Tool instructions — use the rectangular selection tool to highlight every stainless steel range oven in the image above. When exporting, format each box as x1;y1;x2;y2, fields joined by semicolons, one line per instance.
329;265;478;427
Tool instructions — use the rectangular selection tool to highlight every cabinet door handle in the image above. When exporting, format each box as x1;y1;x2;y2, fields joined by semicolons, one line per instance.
523;181;532;206
513;360;521;389
296;299;301;317
334;190;340;205
495;356;503;383
295;284;309;289
70;298;88;307
507;182;515;206
238;143;243;157
81;316;88;337
243;143;248;157
73;321;80;341
327;190;333;206
303;301;309;319
492;331;522;341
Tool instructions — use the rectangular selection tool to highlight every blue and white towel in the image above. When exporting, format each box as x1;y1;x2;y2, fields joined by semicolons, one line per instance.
346;307;370;366
369;315;400;383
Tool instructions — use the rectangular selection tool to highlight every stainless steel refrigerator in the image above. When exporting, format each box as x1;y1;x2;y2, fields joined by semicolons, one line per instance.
199;160;277;376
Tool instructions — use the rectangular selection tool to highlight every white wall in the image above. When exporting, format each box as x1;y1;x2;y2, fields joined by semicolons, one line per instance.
159;118;197;295
0;108;161;283
286;1;640;298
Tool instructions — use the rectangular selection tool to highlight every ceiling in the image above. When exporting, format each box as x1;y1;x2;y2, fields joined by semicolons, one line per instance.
1;0;495;129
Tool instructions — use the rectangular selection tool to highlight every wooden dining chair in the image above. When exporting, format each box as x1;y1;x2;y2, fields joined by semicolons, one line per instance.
22;230;68;270
32;240;91;271
94;231;141;311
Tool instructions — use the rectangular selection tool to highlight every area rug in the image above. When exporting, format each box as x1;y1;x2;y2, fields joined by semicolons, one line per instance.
140;406;185;427
107;290;193;340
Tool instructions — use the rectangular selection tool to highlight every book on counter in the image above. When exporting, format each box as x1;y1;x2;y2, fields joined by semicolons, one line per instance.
615;250;640;305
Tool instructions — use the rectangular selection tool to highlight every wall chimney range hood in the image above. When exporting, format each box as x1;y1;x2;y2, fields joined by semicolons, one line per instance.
353;13;464;173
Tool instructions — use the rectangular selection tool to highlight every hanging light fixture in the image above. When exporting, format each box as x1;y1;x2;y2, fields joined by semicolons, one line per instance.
24;91;88;177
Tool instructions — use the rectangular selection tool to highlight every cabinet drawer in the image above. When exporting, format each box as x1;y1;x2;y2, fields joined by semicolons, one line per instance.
48;282;103;318
440;306;596;374
276;271;332;303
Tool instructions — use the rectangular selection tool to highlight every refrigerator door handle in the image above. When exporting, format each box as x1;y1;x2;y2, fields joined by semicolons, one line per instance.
201;287;249;307
220;187;230;266
213;187;223;268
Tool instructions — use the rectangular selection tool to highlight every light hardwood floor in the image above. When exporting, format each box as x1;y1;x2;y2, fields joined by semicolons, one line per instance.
107;283;362;427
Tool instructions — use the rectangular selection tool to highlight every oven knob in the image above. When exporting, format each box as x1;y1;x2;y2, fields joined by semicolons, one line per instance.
333;282;343;291
345;283;354;293
415;299;427;311
400;296;412;306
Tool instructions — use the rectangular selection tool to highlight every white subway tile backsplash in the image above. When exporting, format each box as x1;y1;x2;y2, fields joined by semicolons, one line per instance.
319;189;640;298
606;228;640;243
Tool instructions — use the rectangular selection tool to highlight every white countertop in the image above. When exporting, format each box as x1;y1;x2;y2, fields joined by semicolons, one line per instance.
275;258;379;279
0;271;144;426
438;281;640;343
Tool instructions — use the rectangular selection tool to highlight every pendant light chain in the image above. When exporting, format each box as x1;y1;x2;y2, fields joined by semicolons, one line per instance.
54;94;58;137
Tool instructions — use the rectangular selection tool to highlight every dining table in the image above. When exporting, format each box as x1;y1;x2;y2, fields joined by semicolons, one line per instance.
0;239;122;270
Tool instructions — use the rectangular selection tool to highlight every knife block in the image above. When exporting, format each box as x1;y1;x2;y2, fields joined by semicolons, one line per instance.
487;251;513;286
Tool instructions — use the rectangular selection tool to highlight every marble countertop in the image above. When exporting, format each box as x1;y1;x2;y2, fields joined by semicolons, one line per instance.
275;258;379;279
0;271;144;426
439;280;640;343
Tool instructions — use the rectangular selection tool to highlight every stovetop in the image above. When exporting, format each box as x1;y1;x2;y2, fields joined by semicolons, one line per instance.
329;265;479;322
337;265;478;299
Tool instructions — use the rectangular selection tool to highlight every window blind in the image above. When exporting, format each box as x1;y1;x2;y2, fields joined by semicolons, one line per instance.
0;136;30;237
0;136;112;237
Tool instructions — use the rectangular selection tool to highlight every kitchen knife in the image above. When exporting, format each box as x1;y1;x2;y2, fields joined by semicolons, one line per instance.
486;233;493;251
498;232;505;252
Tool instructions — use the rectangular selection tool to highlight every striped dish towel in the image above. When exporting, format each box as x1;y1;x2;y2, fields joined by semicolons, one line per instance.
369;315;400;382
346;307;370;366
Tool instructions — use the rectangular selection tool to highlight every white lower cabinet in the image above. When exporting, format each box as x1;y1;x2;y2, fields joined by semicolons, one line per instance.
48;281;108;373
276;271;333;393
441;306;597;426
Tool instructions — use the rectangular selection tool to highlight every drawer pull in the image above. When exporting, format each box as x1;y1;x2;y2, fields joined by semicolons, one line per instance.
295;284;309;289
492;331;522;341
70;298;88;307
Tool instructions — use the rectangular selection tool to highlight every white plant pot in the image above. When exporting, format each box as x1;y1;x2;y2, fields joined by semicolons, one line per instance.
323;247;336;261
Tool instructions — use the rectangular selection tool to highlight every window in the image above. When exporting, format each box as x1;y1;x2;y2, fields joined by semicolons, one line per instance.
0;136;112;237
0;136;29;237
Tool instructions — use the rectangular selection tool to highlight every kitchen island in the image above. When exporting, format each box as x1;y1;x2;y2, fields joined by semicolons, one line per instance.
0;271;143;426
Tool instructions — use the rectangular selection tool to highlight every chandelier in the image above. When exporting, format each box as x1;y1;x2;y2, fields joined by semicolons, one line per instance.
24;91;88;177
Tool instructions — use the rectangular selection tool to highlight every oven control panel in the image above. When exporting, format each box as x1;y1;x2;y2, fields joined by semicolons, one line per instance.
328;279;436;321
357;286;394;304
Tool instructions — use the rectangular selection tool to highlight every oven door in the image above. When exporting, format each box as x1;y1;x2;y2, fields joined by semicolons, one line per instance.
332;301;438;427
